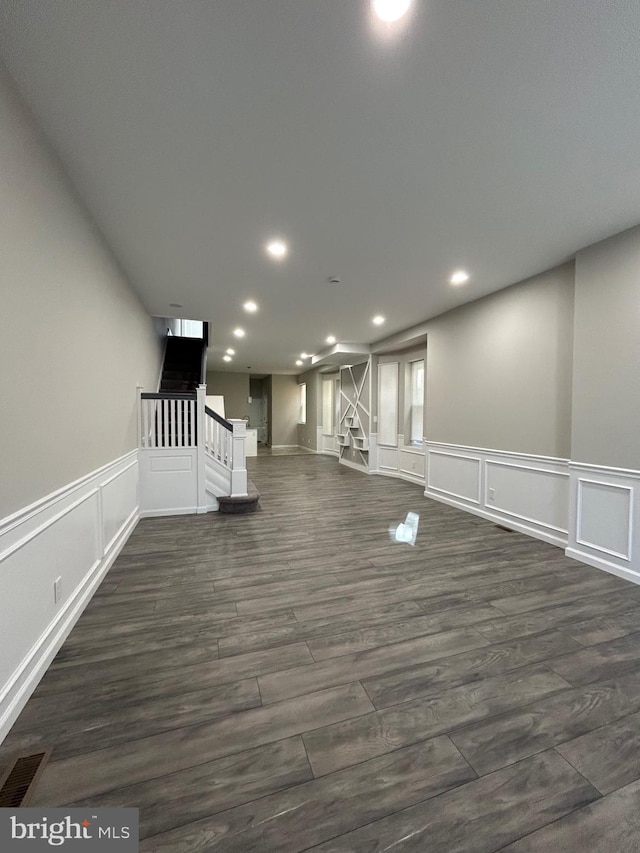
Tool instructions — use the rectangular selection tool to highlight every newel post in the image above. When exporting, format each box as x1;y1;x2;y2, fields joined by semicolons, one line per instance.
228;419;248;497
196;384;207;511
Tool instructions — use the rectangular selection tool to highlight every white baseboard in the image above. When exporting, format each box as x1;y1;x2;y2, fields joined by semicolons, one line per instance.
0;451;139;744
566;547;640;586
139;505;200;518
425;489;568;548
339;457;368;473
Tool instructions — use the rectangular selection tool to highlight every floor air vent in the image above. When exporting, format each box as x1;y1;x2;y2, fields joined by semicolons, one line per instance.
0;749;51;807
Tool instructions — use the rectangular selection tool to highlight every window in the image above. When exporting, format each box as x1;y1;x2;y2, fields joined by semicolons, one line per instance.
322;379;334;435
299;383;307;424
378;362;399;446
408;359;424;445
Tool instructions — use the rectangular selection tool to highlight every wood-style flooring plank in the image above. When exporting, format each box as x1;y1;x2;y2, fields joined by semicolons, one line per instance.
450;666;640;776
30;682;374;805
138;736;476;852
259;628;491;704
303;665;570;777
499;778;640;852
308;751;599;853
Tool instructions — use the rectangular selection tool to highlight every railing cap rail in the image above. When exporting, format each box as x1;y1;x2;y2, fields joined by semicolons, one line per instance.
141;392;197;400
205;405;233;431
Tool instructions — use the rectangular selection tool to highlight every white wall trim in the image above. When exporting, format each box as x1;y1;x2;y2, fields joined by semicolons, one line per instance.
0;452;140;744
426;490;569;548
576;478;633;561
425;442;570;547
427;450;482;505
425;440;569;466
484;459;569;536
339;457;369;474
0;449;138;537
568;461;638;583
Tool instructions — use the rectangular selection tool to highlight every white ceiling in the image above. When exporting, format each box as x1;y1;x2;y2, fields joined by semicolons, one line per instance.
1;0;640;374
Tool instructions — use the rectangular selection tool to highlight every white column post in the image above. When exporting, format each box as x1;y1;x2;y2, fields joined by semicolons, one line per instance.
228;419;248;496
196;384;207;511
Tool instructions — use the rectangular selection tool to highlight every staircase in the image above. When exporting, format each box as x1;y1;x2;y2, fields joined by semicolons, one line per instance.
160;336;205;393
137;333;259;516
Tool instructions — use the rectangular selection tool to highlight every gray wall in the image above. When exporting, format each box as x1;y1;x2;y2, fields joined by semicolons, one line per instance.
425;264;575;457
0;70;162;518
206;371;250;420
297;368;320;450
571;226;640;468
271;374;299;446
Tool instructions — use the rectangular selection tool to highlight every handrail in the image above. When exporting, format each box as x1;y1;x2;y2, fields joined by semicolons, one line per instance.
205;405;232;431
142;392;197;401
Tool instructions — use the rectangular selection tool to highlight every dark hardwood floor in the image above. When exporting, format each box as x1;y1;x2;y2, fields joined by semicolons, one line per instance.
3;454;640;850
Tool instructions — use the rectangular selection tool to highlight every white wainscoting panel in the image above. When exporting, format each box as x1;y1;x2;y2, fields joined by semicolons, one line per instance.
400;449;426;482
378;446;399;472
139;448;199;517
567;463;639;584
486;460;569;536
427;449;482;505
425;442;569;547
0;451;139;744
318;427;338;456
372;435;425;486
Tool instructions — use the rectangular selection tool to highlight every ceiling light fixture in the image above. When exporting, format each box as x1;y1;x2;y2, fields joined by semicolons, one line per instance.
372;0;412;23
225;348;235;355
233;328;246;338
243;300;258;312
223;355;232;362
169;303;182;308
266;240;288;259
296;360;303;366
450;270;470;285
300;352;310;358
372;315;385;326
326;335;336;345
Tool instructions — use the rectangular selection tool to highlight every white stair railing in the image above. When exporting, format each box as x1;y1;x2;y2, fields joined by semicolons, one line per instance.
139;392;197;448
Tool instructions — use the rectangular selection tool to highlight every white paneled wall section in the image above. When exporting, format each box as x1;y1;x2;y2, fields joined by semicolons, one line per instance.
425;442;570;548
567;462;639;584
0;452;139;742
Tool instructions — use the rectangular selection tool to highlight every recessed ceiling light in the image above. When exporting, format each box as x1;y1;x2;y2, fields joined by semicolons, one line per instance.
326;335;336;345
266;240;288;259
300;352;310;358
372;0;411;23
233;328;246;338
243;300;258;312
223;355;232;362
450;270;470;285
169;303;182;308
225;348;235;355
373;315;385;326
295;360;303;366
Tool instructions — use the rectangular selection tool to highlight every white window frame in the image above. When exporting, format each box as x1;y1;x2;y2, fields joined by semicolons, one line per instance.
407;359;424;446
299;383;307;424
